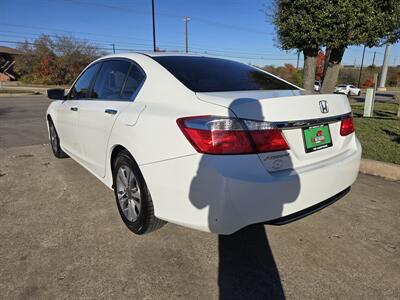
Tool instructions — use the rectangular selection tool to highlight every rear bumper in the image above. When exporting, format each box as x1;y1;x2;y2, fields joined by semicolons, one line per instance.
266;187;350;225
140;139;361;235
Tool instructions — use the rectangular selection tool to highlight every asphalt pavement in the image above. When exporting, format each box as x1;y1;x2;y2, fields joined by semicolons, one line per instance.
0;95;399;299
0;95;49;147
349;90;398;103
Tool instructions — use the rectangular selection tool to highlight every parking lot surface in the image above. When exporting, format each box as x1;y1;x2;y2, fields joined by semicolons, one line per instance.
0;95;49;148
0;95;399;299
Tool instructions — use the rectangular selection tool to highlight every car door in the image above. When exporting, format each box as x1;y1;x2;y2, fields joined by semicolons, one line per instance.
349;85;358;95
55;63;100;157
77;59;146;178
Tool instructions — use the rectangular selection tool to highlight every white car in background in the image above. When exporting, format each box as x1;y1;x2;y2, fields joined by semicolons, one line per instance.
314;80;321;92
46;53;361;235
335;84;361;96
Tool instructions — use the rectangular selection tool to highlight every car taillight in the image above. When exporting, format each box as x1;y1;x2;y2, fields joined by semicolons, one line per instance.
340;117;355;136
176;116;289;155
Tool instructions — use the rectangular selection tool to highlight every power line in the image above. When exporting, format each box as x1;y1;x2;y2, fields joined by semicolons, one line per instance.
191;51;301;61
0;39;148;52
0;23;153;43
0;28;298;58
0;39;302;63
60;0;273;35
0;31;152;48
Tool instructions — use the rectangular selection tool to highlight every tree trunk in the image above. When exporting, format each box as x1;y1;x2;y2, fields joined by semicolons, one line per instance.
322;47;332;83
302;48;319;92
321;47;345;94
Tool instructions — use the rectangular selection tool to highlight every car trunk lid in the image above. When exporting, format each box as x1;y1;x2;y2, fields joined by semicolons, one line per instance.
196;90;354;173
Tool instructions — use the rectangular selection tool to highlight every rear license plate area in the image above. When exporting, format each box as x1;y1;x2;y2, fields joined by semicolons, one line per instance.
302;124;333;153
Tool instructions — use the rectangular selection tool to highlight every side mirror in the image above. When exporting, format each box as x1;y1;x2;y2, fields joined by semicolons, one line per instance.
47;88;65;100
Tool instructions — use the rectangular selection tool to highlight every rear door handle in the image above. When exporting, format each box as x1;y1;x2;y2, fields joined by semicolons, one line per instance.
105;109;118;115
70;106;78;112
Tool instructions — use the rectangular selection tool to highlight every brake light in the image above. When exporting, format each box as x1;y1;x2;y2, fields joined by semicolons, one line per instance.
177;116;289;155
340;117;355;136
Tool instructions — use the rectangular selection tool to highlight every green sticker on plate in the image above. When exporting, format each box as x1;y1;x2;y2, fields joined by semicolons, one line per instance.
303;124;332;153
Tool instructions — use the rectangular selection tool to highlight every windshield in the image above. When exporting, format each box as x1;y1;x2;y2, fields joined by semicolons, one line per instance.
152;56;298;93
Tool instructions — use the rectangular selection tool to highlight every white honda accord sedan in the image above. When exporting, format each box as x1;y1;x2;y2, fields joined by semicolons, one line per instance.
46;53;361;235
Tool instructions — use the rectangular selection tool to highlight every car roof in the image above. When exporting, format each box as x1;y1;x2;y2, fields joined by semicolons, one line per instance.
144;52;203;57
98;52;203;60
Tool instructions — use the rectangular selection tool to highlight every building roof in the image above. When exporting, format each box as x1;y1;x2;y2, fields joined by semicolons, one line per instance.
0;46;22;55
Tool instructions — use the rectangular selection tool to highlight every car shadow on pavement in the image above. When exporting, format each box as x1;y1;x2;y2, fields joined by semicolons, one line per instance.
218;224;285;299
189;98;301;299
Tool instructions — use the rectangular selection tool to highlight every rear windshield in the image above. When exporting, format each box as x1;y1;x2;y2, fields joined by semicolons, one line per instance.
152;56;297;92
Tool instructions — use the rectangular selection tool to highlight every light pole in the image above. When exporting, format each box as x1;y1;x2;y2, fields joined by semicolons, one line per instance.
371;51;376;67
152;0;156;52
378;43;392;91
184;16;191;53
357;45;366;88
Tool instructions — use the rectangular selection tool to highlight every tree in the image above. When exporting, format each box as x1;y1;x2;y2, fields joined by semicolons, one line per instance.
271;0;327;91
14;35;103;85
315;50;325;81
261;63;303;86
271;0;400;93
320;0;400;93
14;35;58;84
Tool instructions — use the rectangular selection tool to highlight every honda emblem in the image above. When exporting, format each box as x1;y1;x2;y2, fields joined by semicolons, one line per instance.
319;100;329;113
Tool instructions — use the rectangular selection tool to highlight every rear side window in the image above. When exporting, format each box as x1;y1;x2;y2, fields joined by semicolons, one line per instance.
91;60;131;100
69;63;100;99
153;56;297;92
121;64;146;99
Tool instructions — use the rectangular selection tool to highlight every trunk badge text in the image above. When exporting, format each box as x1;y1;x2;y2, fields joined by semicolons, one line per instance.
319;100;329;113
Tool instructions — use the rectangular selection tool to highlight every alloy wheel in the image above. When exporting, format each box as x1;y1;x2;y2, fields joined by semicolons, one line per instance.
116;165;141;222
49;123;58;152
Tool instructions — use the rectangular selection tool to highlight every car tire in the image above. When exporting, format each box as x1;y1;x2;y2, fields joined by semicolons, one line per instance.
357;91;361;96
112;150;166;234
48;119;69;158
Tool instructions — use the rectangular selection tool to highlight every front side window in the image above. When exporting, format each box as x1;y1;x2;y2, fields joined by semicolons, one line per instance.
69;63;100;99
91;60;130;100
153;56;297;92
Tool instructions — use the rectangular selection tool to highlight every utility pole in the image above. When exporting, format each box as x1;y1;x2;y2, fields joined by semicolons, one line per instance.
371;51;376;67
152;0;157;52
184;16;191;53
296;50;300;69
378;43;392;91
357;45;366;88
112;43;115;54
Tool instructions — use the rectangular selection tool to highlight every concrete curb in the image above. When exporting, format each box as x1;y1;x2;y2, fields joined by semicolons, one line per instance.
360;159;400;181
0;86;49;92
0;93;43;97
